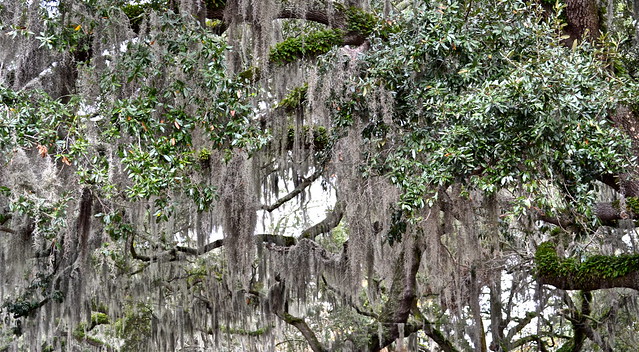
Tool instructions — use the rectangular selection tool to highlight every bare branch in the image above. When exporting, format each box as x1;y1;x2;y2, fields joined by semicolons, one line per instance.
0;226;16;234
261;169;323;212
505;312;537;342
131;234;297;262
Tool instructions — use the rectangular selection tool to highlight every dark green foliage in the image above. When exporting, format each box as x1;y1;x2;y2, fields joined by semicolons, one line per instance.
269;29;344;65
205;0;227;9
626;196;639;214
385;209;407;246
347;1;633;218
2;273;62;320
115;303;152;352
237;66;261;81
344;6;378;36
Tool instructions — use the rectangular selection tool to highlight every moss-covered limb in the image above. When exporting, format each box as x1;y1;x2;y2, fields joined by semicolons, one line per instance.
509;335;550;352
275;311;328;352
72;313;112;348
90;312;110;329
420;321;458;352
268;6;379;65
535;242;639;290
411;303;458;352
363;247;422;352
130;233;296;262
201;3;377;64
237;66;261;82
270;29;344;65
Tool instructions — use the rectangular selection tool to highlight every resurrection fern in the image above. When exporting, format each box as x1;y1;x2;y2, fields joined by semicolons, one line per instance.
269;29;343;64
536;242;639;281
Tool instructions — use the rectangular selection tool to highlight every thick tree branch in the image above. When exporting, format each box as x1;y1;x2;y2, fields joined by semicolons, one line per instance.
0;226;16;234
536;242;639;290
206;3;369;48
276;9;333;25
365;246;422;351
505;312;537;343
536;200;639;228
411;303;458;352
300;201;344;240
275;311;328;352
510;335;549;352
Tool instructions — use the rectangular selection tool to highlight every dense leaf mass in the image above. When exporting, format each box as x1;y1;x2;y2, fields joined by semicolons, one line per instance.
2;0;639;351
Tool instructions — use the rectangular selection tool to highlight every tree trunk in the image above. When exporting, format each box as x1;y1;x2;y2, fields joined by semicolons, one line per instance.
565;0;600;43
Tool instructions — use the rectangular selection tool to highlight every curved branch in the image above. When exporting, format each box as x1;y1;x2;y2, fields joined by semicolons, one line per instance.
276;9;333;25
505;312;537;342
275;311;328;352
411;303;458;352
261;169;323;212
300;201;344;240
510;335;549;352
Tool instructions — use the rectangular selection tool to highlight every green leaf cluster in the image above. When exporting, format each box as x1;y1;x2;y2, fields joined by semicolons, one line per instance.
114;302;153;352
277;84;308;112
338;0;634;218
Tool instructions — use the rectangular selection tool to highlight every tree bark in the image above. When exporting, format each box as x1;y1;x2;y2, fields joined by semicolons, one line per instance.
365;246;422;351
565;0;600;43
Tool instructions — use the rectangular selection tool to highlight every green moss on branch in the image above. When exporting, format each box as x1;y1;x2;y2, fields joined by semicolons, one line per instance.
535;241;639;289
626;196;639;214
269;29;343;65
344;6;378;36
